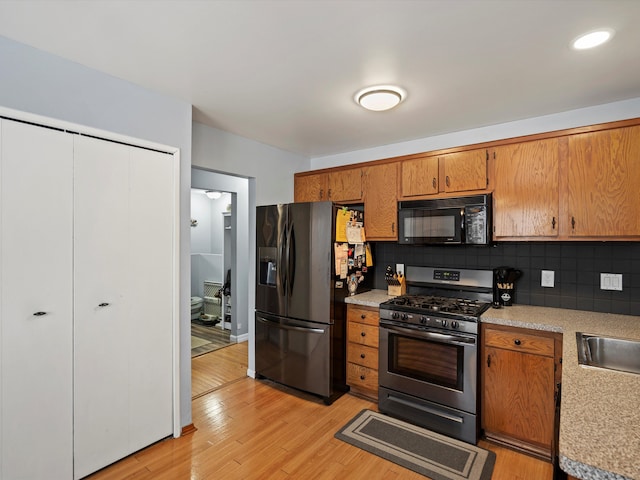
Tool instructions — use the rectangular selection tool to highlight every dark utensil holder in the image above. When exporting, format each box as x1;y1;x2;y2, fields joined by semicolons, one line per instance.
498;288;514;306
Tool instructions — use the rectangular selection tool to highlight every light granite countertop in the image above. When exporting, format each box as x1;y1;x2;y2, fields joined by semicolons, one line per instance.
344;290;640;480
344;289;396;307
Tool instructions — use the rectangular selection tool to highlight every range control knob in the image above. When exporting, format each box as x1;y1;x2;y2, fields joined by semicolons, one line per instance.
420;316;427;324
441;319;448;327
401;313;409;321
392;312;400;319
451;321;459;329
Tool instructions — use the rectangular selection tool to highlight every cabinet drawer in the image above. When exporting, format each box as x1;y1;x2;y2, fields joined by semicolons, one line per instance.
347;363;378;392
347;343;378;370
347;322;379;348
484;327;554;357
347;305;379;326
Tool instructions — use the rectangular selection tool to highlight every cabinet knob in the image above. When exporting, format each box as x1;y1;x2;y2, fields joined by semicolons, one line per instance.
360;353;366;359
432;177;437;188
552;217;556;230
445;175;450;187
514;339;521;346
571;216;576;230
360;331;366;337
360;375;366;380
33;311;48;316
361;314;366;319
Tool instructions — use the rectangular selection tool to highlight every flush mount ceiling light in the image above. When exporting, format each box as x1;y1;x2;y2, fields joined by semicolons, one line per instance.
572;29;615;50
355;85;406;111
205;190;222;199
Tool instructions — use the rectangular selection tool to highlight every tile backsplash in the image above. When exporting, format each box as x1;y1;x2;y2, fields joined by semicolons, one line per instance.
373;242;640;316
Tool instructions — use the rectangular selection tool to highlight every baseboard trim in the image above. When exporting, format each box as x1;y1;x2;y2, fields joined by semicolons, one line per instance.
181;423;197;436
231;333;249;343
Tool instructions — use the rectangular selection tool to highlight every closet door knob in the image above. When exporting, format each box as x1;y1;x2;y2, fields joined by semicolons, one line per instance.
98;303;110;307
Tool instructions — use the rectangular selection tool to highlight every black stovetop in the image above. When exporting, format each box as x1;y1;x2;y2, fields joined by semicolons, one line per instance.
380;294;491;318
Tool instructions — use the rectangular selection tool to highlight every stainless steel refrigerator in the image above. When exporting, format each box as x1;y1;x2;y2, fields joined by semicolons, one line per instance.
255;202;371;404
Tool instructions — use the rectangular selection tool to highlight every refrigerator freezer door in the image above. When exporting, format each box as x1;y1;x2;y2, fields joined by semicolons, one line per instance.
255;312;331;398
287;202;334;324
256;204;287;316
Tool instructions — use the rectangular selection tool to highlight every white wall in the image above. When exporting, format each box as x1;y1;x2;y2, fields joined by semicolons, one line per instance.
0;35;194;429
192;121;308;206
310;97;640;169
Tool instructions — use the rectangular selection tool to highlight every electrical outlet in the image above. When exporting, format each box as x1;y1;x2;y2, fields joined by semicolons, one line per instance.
396;264;405;276
541;270;555;288
600;273;623;291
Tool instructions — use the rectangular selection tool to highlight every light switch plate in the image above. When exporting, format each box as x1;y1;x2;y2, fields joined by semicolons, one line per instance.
541;270;555;288
396;264;405;276
600;273;623;291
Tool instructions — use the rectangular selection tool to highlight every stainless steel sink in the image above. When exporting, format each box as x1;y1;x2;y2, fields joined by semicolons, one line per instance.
576;332;640;375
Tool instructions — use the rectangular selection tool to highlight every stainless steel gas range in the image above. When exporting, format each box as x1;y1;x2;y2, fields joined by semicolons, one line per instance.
378;266;493;445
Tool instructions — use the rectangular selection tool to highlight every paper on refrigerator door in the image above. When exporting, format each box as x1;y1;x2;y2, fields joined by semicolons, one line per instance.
335;209;349;242
346;223;364;244
334;243;349;278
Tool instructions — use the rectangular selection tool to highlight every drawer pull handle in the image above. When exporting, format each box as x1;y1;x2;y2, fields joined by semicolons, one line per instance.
33;311;47;316
514;339;521;346
361;332;366;337
360;375;365;380
360;353;366;359
98;302;110;307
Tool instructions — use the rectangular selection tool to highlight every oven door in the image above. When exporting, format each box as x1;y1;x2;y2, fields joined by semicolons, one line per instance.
379;321;478;414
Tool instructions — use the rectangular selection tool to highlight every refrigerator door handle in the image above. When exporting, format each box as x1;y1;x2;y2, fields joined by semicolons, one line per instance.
287;222;296;296
278;225;287;295
256;316;326;334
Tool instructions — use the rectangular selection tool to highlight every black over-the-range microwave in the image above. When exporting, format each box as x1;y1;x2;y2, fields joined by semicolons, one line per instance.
397;194;492;246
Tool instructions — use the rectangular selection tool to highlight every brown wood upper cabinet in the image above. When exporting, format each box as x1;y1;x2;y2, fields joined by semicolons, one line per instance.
363;162;398;241
294;172;328;202
294;168;363;203
492;138;560;239
562;125;640;237
399;155;439;197
399;149;488;199
440;149;488;193
492;124;640;240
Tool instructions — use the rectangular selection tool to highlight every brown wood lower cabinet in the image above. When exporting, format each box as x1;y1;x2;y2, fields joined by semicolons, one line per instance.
481;323;562;461
346;304;379;401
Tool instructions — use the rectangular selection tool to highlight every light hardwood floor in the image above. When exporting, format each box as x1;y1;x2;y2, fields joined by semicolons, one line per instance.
87;343;553;479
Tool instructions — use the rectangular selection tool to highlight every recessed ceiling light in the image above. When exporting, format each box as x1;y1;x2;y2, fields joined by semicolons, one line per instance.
572;29;614;50
355;85;406;111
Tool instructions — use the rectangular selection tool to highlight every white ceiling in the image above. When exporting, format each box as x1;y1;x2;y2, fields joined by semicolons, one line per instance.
1;1;639;158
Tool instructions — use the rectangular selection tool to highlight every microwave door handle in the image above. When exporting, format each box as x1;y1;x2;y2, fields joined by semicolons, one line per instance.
383;323;476;346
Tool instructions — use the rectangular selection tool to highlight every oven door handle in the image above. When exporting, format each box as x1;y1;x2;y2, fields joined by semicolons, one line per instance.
382;323;476;346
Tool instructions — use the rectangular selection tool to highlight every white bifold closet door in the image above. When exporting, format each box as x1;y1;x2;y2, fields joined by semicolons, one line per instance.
73;135;174;479
0;120;74;479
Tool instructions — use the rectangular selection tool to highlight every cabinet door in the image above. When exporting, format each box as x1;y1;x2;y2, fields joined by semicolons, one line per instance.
564;125;640;237
483;346;555;453
363;163;398;240
1;120;74;479
73;137;174;478
328;168;362;202
400;156;439;197
294;173;327;202
441;149;487;192
493;139;559;238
